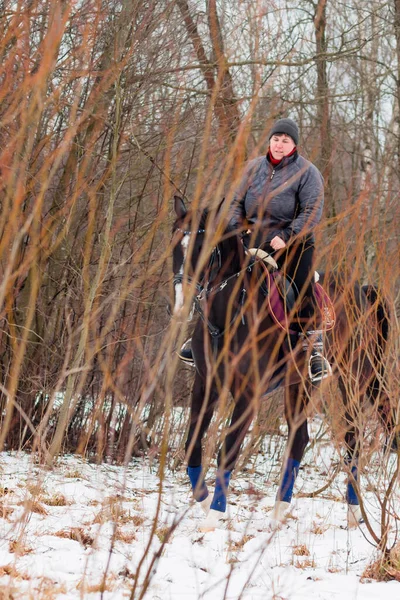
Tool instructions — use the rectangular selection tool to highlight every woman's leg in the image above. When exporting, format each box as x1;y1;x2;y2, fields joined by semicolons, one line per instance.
278;237;316;330
279;239;330;383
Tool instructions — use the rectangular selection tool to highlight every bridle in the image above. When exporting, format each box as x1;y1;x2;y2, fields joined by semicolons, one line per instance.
173;226;251;347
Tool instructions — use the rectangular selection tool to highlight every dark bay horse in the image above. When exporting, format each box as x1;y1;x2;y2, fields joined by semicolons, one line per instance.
171;196;391;531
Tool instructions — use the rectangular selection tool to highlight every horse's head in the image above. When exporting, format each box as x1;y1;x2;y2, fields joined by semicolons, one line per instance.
171;196;209;319
172;195;244;320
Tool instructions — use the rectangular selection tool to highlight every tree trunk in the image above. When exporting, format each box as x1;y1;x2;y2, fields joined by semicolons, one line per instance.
394;0;400;171
176;0;241;147
314;0;333;215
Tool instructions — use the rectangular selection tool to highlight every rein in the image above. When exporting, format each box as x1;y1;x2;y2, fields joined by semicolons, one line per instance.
176;227;206;235
173;269;249;340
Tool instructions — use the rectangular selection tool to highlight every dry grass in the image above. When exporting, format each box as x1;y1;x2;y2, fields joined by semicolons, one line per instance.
30;577;68;600
293;544;310;556
285;511;298;521
131;514;145;527
228;535;254;552
114;529;136;544
24;500;48;516
0;503;14;520
54;528;94;547
0;565;29;580
328;566;342;573
93;507;131;525
0;589;16;600
8;540;33;556
294;558;317;569
93;497;132;525
26;483;44;496
77;576;115;594
118;566;136;580
41;494;69;506
155;526;171;543
107;494;130;503
310;521;329;535
64;470;84;479
362;546;400;582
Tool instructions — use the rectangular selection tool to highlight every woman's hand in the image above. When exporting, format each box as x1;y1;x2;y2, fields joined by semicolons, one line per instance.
270;236;286;250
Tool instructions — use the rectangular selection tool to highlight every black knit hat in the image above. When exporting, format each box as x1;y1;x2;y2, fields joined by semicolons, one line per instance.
269;118;299;146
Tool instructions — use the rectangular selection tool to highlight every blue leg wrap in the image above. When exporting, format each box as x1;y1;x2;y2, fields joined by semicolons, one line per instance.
277;457;300;503
346;463;359;505
187;466;209;502
210;470;231;513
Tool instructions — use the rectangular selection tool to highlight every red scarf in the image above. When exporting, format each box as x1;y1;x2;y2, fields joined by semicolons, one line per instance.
267;147;296;166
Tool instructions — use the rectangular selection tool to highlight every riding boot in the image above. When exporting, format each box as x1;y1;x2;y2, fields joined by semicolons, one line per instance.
177;338;194;364
301;330;332;384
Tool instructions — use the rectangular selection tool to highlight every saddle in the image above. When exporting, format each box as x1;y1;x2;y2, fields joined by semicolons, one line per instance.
247;248;336;333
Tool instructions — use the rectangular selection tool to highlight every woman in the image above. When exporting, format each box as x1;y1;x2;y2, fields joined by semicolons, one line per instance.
229;117;330;383
179;117;330;383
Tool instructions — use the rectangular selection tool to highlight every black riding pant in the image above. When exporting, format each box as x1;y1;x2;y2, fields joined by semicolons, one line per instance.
273;236;317;333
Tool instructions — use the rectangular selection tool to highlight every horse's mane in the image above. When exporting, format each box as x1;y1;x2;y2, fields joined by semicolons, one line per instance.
176;202;238;239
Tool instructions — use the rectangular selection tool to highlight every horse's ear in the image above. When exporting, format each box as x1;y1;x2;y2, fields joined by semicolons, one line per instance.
174;196;187;218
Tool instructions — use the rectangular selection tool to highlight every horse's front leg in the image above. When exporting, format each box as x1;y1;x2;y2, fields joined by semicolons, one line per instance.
272;383;309;523
199;391;256;532
186;372;218;513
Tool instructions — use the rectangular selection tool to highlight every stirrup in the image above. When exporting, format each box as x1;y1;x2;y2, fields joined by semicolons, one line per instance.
300;330;332;383
309;351;332;383
177;338;194;365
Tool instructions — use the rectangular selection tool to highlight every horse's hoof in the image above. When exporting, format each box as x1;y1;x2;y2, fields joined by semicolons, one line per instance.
267;517;283;532
271;501;290;523
347;504;364;528
199;508;225;532
199;494;212;515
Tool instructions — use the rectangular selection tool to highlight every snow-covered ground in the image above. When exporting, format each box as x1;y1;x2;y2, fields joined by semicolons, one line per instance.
0;418;399;599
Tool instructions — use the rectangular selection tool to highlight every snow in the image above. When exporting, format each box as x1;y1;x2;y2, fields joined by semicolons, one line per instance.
0;420;399;599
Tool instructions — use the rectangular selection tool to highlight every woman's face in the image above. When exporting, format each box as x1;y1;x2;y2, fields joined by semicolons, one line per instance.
269;134;296;160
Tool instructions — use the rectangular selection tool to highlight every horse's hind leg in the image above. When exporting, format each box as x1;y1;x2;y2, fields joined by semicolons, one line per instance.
185;372;218;512
338;377;363;527
368;376;397;452
273;384;309;521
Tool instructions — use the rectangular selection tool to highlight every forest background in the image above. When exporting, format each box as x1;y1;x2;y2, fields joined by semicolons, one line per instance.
0;0;399;470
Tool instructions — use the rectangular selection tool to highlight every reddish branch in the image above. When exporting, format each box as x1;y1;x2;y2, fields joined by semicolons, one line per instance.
175;0;241;146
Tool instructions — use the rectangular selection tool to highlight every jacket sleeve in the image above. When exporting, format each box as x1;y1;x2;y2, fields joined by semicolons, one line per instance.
279;163;324;243
227;159;259;231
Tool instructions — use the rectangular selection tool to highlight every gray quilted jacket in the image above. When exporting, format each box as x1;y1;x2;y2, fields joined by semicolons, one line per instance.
229;151;324;245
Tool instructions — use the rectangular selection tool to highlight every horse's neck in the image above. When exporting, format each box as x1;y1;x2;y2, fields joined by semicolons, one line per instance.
203;238;243;323
219;237;243;275
206;259;274;337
